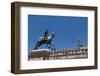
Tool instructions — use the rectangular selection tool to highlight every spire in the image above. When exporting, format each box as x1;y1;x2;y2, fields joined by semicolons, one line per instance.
77;39;85;49
78;39;80;48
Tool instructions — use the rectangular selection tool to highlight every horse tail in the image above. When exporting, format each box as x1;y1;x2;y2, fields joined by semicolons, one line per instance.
34;41;39;50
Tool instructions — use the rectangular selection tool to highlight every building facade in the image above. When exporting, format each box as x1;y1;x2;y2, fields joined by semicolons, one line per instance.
29;47;88;60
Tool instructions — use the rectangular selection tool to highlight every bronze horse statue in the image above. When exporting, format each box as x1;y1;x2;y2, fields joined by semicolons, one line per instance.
34;30;55;50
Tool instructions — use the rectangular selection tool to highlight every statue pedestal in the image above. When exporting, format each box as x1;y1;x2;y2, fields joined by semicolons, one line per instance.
29;49;51;60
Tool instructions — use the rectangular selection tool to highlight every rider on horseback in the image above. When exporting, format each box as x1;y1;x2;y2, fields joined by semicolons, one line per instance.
44;30;49;40
34;30;55;50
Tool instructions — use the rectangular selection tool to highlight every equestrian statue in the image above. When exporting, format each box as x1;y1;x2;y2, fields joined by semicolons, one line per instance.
34;30;55;50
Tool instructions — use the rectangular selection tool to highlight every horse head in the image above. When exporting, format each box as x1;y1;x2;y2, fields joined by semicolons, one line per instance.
50;32;55;38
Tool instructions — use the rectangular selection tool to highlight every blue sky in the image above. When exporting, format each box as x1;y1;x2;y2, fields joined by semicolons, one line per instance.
28;15;88;53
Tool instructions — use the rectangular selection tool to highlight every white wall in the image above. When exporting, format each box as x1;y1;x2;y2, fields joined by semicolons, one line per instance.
0;0;100;76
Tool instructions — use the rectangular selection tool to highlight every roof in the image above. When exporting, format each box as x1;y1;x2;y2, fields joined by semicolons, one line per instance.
32;49;51;52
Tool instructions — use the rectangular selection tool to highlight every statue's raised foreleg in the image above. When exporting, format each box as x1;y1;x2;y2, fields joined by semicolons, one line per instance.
46;44;48;49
